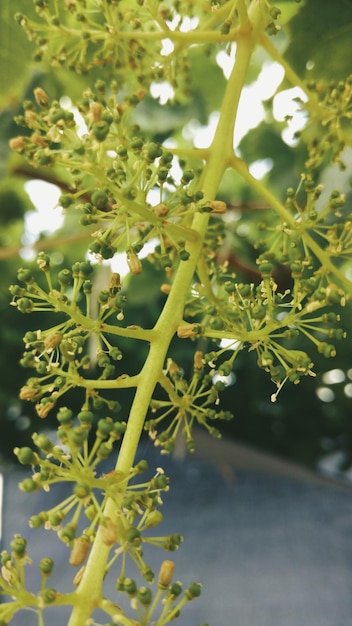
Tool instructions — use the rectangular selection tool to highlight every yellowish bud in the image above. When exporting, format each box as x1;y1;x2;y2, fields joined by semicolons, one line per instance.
158;560;175;588
127;251;142;275
44;332;62;351
160;283;171;294
35;402;55;419
89;101;102;123
69;536;90;566
9;136;26;152
19;385;41;401
177;324;196;338
73;566;85;586
99;518;118;546
154;203;169;217
34;87;50;107
206;200;227;214
193;351;204;370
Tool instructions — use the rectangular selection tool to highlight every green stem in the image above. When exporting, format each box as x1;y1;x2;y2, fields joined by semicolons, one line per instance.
66;4;267;625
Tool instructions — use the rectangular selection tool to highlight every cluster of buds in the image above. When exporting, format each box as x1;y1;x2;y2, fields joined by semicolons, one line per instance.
146;355;232;453
0;538;61;621
114;559;202;625
12;413;180;584
10;255;130;417
302;75;352;170
10;83;207;272
181;257;348;394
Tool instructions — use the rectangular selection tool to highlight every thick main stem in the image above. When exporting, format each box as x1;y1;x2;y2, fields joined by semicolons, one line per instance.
67;4;267;624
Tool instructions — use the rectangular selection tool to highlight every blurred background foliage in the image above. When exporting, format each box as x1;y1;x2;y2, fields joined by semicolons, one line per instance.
0;0;352;477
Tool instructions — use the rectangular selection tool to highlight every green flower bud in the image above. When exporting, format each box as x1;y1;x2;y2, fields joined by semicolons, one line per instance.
91;190;109;209
48;511;65;527
30;514;45;528
135;459;148;473
92;121;110;141
77;410;94;426
19;478;39;493
130;137;144;152
40;588;57;604
152;475;168;489
97;418;114;437
32;433;53;453
57;407;73;425
186;582;202;599
17;297;34;313
318;342;336;358
70;427;89;445
17;268;34;283
37;252;50;272
14;446;37;465
1;551;11;566
39;557;54;575
126;527;141;545
97;353;110;367
142;567;154;583
144;510;163;528
73;483;91;499
59;524;77;544
57;268;73;287
78;261;93;277
145;142;162;162
164;534;183;551
137;586;153;605
179;249;190;261
123;578;137;596
169;582;183;597
258;262;273;277
218;361;232;376
97;442;113;459
10;535;27;558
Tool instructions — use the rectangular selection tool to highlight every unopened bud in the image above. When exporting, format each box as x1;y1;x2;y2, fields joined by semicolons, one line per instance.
193;351;204;370
69;536;90;566
127;251;142;275
160;283;171;294
73;565;85;586
34;87;50;107
177;324;197;338
202;200;227;214
99;518;117;546
89;101;102;123
44;332;62;351
158;560;175;588
9;136;26;152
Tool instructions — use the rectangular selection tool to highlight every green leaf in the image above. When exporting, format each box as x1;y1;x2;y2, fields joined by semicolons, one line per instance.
285;0;352;80
0;2;38;105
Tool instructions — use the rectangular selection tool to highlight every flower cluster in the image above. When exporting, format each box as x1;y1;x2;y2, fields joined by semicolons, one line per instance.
181;262;348;398
301;75;352;170
13;407;180;583
146;354;233;453
0;540;202;626
9;254;137;417
14;0;277;98
10;84;211;270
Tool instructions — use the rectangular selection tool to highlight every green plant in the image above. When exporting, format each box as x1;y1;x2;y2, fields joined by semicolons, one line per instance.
2;0;352;624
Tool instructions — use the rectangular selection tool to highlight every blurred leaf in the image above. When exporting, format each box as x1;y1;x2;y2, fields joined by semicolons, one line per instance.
285;0;352;80
238;120;298;193
0;2;38;105
187;46;227;123
0;178;35;224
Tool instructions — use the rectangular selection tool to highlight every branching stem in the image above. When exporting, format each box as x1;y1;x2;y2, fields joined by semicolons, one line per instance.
66;4;267;624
